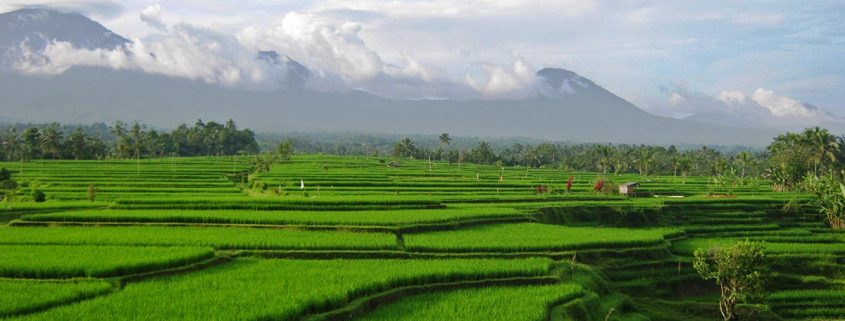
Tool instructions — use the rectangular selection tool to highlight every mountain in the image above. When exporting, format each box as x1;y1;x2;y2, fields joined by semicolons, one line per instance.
0;8;783;146
0;8;127;67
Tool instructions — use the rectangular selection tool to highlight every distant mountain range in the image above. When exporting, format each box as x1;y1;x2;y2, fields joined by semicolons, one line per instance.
1;8;840;146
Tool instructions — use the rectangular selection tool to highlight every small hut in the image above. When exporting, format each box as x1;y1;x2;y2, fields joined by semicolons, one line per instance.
619;182;639;196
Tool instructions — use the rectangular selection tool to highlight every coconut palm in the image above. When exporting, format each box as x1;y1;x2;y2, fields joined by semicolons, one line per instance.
804;127;840;176
735;151;755;179
2;128;21;162
636;148;656;178
439;133;451;148
39;123;63;160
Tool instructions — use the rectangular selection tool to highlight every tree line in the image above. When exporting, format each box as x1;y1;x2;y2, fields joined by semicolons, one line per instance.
0;120;259;161
389;133;765;179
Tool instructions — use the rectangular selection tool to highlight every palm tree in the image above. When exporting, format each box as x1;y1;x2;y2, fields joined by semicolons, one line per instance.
393;137;416;159
21;127;41;161
593;145;614;174
39;123;63;160
110;121;129;159
439;133;451;148
677;155;692;184
613;148;629;176
804;127;839;176
636;148;656;179
735;151;755;179
67;128;88;160
129;122;146;175
2;128;21;162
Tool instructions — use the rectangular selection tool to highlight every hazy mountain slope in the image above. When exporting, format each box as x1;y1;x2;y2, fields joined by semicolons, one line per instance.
0;8;127;64
0;7;785;146
0;66;777;145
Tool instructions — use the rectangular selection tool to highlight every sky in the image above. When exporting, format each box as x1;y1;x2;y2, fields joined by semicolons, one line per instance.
2;0;844;119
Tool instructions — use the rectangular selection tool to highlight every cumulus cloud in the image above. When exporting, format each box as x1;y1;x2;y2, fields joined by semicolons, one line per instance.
717;90;746;104
240;12;425;83
465;59;537;99
13;23;291;90
656;86;840;126
139;4;166;31
751;88;818;118
238;11;478;98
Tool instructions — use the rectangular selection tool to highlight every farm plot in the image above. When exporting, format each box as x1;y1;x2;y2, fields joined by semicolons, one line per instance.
12;258;551;321
0;279;113;318
0;245;214;278
19;206;527;227
355;283;585;321
0;226;398;250
404;223;679;252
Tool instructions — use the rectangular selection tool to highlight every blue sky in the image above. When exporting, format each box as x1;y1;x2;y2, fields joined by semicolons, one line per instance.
3;0;844;118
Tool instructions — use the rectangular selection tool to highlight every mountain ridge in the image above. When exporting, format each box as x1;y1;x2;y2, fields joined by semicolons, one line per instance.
0;7;808;146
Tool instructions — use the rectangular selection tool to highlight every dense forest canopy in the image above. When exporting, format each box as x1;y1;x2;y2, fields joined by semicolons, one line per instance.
0;120;258;160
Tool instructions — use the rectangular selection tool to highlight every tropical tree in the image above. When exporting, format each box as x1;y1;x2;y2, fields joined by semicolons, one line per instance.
803;127;840;176
276;139;293;161
129;122;146;174
66;128;88;160
734;151;755;179
470;141;497;164
39;123;63;160
592;145;614;174
21;127;41;161
439;133;451;148
677;155;692;184
636;148;656;179
2;128;21;162
693;240;767;321
110;121;130;159
393;137;417;159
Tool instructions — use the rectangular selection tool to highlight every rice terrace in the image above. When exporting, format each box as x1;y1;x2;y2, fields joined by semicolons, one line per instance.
2;1;845;320
0;126;843;321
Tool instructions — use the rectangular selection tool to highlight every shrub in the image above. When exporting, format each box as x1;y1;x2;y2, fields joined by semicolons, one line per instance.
31;190;46;203
87;184;96;203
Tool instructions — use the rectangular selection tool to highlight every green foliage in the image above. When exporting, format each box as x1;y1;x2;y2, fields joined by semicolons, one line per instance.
31;189;46;202
0;226;397;250
692;240;767;321
22;207;524;226
86;184;96;203
358;283;584;321
0;245;214;278
766;127;844;191
802;174;845;228
405;223;677;252
17;258;550;321
0;279;112;318
277;139;293;161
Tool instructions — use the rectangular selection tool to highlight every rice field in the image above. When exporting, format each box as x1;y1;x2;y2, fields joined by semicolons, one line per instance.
0;155;838;320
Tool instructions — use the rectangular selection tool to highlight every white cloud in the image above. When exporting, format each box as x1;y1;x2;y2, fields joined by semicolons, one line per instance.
652;86;839;127
13;23;290;90
139;4;165;31
717;90;746;104
751;88;817;118
241;12;410;83
668;92;686;106
465;58;537;99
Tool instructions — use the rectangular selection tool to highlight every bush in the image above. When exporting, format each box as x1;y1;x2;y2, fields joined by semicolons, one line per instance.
0;168;10;182
31;190;46;203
